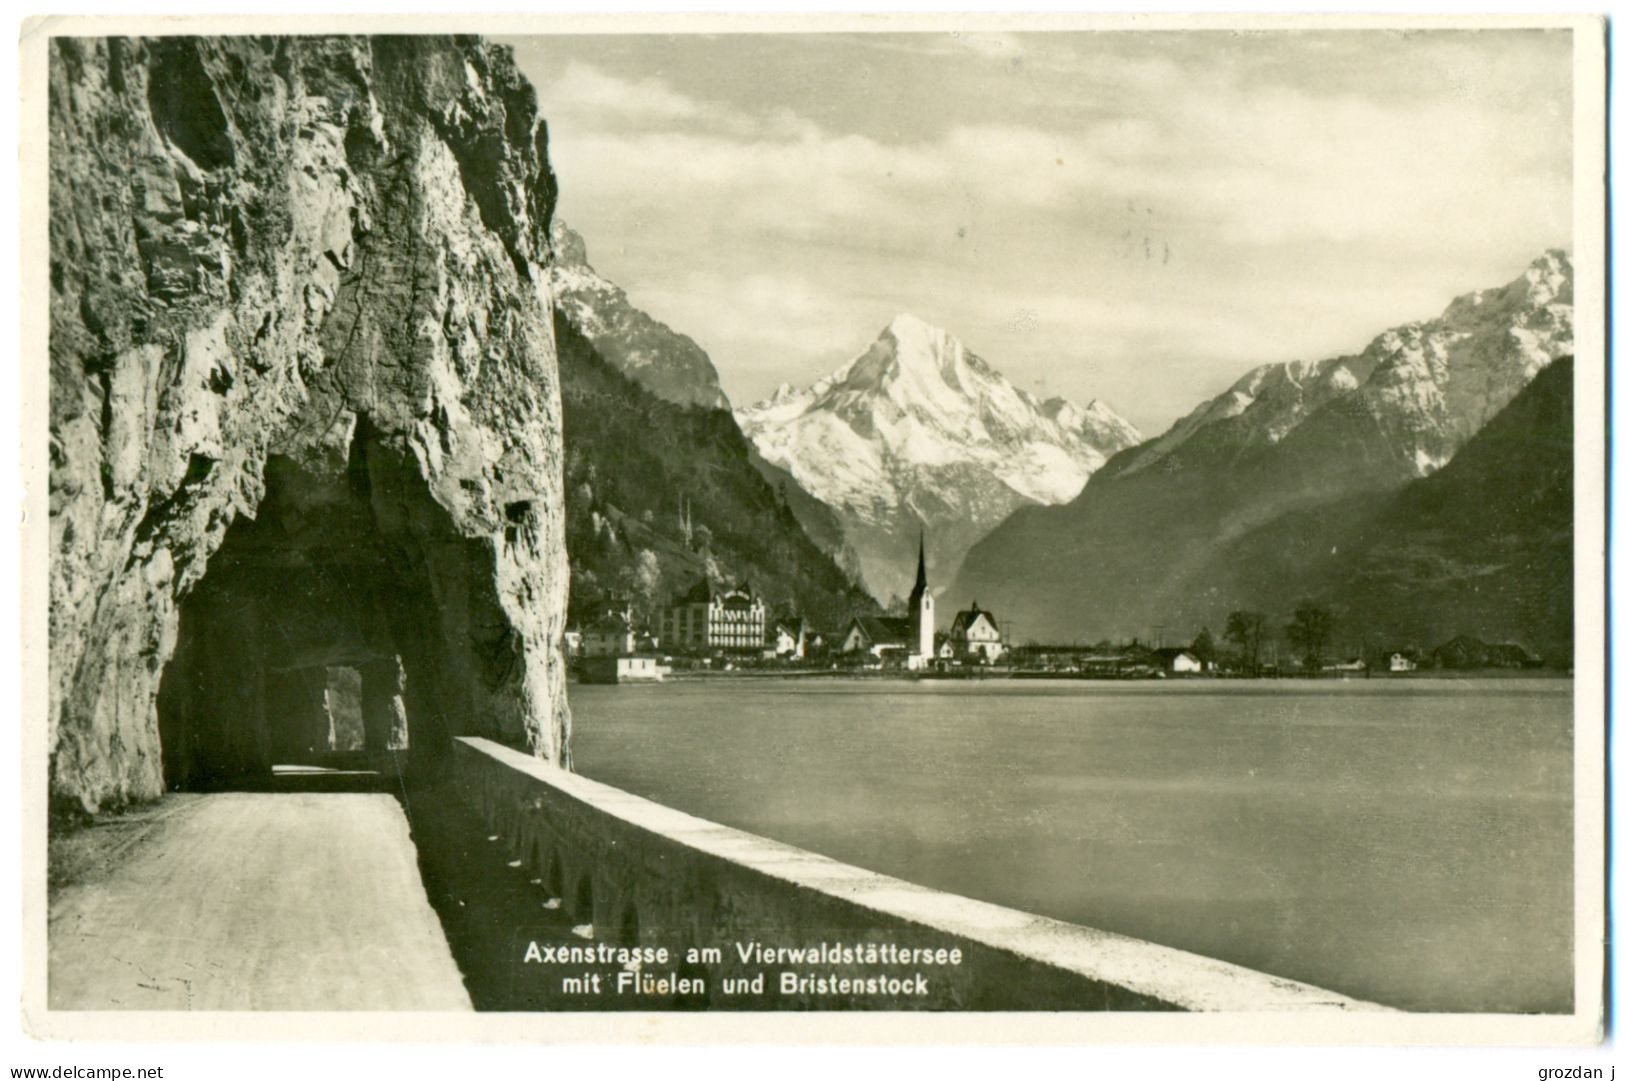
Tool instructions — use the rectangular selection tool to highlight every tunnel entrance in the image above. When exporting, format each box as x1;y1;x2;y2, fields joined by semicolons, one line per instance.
154;419;510;793
157;451;417;792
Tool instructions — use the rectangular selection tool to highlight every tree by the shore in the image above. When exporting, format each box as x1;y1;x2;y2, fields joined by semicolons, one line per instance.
1191;627;1217;666
1286;600;1334;673
1225;610;1267;677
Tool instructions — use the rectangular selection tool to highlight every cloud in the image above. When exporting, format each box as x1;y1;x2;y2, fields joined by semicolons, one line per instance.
516;38;1573;435
543;62;706;124
1143;86;1570;249
539;60;772;139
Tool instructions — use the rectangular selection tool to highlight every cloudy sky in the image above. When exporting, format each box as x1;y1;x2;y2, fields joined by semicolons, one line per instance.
504;29;1573;436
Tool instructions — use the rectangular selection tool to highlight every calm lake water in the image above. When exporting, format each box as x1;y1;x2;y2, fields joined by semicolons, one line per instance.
569;678;1573;1012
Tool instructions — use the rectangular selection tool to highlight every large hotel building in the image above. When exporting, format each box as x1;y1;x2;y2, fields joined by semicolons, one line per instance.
657;579;769;652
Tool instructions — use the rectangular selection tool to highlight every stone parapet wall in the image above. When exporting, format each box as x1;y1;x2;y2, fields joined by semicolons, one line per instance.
454;736;1385;1012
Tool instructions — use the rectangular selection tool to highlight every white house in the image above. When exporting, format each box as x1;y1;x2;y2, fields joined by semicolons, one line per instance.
1153;647;1202;675
577;655;670;684
947;602;1004;663
580;616;636;658
841;615;913;659
773;619;808;660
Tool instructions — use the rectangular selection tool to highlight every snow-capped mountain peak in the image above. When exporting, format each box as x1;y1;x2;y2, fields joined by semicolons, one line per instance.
821;314;983;411
737;315;1140;600
1115;249;1573;480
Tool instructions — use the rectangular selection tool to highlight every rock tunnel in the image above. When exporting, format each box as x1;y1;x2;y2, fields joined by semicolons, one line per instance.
155;417;529;791
47;34;571;816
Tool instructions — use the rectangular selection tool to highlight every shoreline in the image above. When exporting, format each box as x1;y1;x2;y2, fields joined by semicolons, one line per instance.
571;667;1573;685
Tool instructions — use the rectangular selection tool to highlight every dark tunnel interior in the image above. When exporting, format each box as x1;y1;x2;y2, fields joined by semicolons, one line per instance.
155;421;477;792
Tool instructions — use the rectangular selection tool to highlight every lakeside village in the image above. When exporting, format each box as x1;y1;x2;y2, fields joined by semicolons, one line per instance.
567;539;1547;685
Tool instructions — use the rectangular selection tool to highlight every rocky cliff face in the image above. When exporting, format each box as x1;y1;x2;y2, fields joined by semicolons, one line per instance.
49;35;571;814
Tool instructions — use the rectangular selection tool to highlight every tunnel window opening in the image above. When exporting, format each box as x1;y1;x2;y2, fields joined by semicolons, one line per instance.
322;665;366;753
261;665;389;791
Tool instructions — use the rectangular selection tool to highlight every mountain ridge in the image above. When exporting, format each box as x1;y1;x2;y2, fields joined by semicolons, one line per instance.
556;312;874;631
1189;354;1574;664
549;218;732;411
947;250;1573;644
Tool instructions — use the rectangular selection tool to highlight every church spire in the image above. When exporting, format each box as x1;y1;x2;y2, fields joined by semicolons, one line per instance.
908;530;933;664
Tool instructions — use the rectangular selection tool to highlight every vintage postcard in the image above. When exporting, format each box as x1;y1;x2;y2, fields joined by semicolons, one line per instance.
18;11;1607;1047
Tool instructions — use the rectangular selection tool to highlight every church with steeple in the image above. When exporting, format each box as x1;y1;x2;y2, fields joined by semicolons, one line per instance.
835;533;938;669
839;533;1007;668
906;533;934;669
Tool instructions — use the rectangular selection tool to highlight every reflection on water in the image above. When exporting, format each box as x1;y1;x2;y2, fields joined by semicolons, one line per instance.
570;678;1573;1012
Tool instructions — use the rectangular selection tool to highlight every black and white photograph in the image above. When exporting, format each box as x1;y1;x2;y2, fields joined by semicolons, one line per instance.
19;10;1606;1050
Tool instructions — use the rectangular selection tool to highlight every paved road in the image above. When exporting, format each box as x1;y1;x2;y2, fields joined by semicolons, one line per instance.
49;792;473;1010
